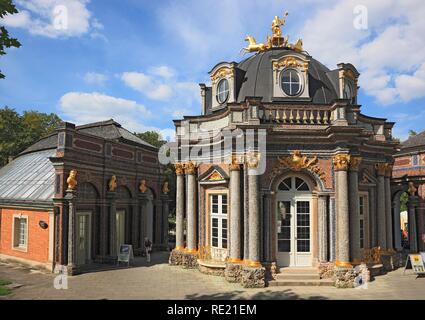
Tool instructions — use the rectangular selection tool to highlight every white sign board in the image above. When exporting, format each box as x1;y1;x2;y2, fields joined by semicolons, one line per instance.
117;244;134;266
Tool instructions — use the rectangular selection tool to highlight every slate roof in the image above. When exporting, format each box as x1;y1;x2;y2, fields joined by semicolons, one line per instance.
0;149;56;203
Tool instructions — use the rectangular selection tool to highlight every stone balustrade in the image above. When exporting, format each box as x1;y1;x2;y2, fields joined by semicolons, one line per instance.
262;107;333;125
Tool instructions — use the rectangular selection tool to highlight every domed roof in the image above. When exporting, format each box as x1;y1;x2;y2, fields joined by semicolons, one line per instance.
234;48;339;104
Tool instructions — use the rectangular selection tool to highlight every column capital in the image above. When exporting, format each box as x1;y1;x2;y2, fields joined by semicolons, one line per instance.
349;157;362;171
408;181;417;196
229;154;242;171
175;163;185;175
385;164;393;177
245;151;261;169
375;163;388;176
333;154;350;171
184;161;197;175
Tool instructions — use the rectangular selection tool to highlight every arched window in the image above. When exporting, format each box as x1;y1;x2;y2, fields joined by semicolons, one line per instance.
77;182;99;199
216;78;229;104
281;69;302;96
278;176;310;192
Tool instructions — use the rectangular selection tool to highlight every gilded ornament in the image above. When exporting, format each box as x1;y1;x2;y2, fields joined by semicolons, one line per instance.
162;181;170;194
273;150;325;181
208;171;224;181
385;164;393;177
333;154;351;171
66;169;78;190
349;157;362;171
211;67;234;82
246;152;261;169
375;163;387;176
229;154;242;171
408;181;417;196
184;161;197;175
139;180;147;193
175;163;184;175
108;175;117;192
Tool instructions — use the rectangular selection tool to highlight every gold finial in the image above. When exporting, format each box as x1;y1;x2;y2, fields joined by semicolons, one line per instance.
108;175;117;192
139;179;147;193
66;169;77;190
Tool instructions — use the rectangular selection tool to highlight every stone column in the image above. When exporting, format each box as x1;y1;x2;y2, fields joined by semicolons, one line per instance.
333;154;351;267
65;189;77;275
247;153;261;267
175;163;185;250
185;161;197;253
384;165;393;249
107;191;117;257
408;195;418;252
99;202;108;259
243;166;249;260
418;200;425;251
139;193;147;249
369;187;377;247
329;197;336;261
375;163;387;249
132;200;139;250
318;195;328;262
349;157;361;262
393;196;402;251
229;159;242;262
263;193;273;262
161;194;170;247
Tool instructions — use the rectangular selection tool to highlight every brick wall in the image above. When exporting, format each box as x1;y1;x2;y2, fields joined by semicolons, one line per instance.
0;208;50;263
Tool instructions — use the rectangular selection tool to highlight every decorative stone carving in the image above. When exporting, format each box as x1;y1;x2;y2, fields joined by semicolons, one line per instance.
408;181;417;196
162;181;169;194
229;154;242;171
333;154;351;171
211;67;234;82
375;163;387;176
225;263;243;283
184;161;197;175
108;175;117;192
273;56;308;72
272;150;325;181
208;171;224;181
139;180;147;193
349;157;362;171
175;163;184;175
240;266;266;288
385;164;393;177
246;151;261;169
66;169;77;190
318;262;335;279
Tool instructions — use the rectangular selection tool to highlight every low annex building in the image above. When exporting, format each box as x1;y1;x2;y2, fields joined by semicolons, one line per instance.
0;120;169;274
169;13;399;287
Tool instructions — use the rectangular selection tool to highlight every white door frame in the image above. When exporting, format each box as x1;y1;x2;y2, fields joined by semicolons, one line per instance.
276;177;313;267
76;211;92;265
116;210;126;254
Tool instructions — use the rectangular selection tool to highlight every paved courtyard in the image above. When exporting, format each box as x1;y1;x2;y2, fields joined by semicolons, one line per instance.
0;252;424;300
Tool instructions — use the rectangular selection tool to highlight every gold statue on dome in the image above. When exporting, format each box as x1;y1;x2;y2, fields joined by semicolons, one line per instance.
271;11;288;38
241;35;269;54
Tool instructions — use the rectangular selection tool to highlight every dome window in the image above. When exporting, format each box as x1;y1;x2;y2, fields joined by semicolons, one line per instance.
281;69;302;96
343;83;352;100
216;78;229;104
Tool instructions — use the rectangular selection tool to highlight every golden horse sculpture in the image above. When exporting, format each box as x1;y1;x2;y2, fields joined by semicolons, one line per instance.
241;35;270;54
288;39;304;52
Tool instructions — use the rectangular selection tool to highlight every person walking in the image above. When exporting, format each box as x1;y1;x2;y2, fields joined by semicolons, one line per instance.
144;237;152;262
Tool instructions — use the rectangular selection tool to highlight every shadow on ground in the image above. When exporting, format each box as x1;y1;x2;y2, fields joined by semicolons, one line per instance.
185;289;328;300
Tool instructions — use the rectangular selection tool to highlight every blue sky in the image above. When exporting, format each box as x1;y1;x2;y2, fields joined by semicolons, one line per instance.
1;0;425;141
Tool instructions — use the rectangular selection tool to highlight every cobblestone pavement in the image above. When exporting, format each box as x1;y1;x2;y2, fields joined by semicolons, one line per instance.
0;252;424;300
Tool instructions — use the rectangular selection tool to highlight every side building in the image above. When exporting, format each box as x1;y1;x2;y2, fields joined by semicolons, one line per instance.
0;120;169;274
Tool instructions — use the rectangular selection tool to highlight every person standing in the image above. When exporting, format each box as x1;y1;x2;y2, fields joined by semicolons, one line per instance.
144;237;152;262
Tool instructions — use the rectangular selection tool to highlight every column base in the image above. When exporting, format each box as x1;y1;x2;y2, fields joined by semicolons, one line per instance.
224;262;244;283
169;249;198;268
240;265;266;288
318;262;335;279
66;264;80;276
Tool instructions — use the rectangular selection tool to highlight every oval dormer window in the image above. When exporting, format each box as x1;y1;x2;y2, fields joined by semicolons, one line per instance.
216;78;229;104
281;69;302;96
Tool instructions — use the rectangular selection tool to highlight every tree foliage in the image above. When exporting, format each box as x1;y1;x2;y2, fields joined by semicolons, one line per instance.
0;107;61;166
408;130;418;137
0;0;22;79
400;192;408;212
134;130;167;148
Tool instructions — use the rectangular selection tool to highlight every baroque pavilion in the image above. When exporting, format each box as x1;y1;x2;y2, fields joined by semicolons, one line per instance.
169;12;399;287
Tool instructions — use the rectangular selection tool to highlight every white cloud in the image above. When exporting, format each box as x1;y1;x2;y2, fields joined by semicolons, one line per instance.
149;65;175;79
1;0;102;38
121;72;173;101
83;72;108;85
299;0;425;105
58;91;175;141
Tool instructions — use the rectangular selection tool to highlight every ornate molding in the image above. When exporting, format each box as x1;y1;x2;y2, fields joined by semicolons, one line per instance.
349;157;362;171
246;151;261;169
273;56;308;72
375;163;387;176
175;163;184;175
333;154;351;171
66;169;78;190
108;175;117;192
184;161;198;175
211;67;234;82
270;150;326;183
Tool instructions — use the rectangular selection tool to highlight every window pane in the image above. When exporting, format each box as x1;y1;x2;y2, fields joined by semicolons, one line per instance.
295;177;310;191
281;70;301;96
216;79;229;104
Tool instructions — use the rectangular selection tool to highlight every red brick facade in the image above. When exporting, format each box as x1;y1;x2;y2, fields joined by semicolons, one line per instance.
0;208;50;263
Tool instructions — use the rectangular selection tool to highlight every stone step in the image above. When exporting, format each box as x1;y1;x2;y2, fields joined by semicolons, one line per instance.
279;267;318;274
275;273;320;280
268;279;334;287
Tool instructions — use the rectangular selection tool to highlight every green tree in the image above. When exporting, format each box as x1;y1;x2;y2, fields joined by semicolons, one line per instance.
0;0;21;79
400;192;408;212
409;130;418;137
135;130;167;148
0;107;62;166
